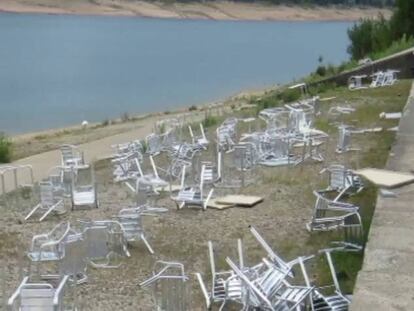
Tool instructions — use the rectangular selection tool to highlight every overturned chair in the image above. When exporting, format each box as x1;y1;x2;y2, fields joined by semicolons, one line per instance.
27;222;88;284
196;240;244;310
306;190;360;232
188;123;209;150
171;164;214;211
226;257;313;311
299;249;352;310
307;191;364;251
80;220;130;268
60;144;84;167
25;181;66;222
27;222;74;263
320;164;364;201
71;165;99;210
140;261;190;311
112;153;142;182
115;207;155;254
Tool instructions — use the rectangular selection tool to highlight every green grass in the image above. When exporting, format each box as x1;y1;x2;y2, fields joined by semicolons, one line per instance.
202;115;221;128
369;35;414;61
305;79;412;294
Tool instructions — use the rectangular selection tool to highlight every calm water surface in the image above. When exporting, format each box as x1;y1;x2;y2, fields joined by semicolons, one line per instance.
0;13;351;134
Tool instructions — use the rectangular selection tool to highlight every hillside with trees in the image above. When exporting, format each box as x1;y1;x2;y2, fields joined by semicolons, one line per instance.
347;0;413;60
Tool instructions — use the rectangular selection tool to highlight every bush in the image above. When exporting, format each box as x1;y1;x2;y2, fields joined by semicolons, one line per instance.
315;65;327;77
121;112;130;122
0;133;12;163
279;88;301;103
188;105;198;111
101;119;110;127
202;115;219;128
348;1;414;60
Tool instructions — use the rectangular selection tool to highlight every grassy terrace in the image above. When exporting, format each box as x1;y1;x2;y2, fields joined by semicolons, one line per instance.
249;79;412;292
0;80;411;309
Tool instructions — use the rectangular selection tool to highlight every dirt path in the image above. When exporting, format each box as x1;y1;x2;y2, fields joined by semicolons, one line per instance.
0;0;392;21
5;111;205;191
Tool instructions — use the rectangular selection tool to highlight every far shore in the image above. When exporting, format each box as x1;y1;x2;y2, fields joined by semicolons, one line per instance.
0;0;392;22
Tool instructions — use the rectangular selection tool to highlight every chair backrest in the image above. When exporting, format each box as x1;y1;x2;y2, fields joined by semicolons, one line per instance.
337;126;351;151
39;181;55;207
116;212;144;241
313;191;331;218
140;261;189;311
200;161;215;184
60;144;82;166
21;284;55;311
60;233;87;280
81;220;128;259
343;212;364;246
146;133;162;155
72;165;94;190
82;225;110;260
328;165;347;190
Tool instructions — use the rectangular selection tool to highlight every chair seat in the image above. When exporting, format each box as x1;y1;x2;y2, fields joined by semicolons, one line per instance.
73;190;95;205
27;251;61;262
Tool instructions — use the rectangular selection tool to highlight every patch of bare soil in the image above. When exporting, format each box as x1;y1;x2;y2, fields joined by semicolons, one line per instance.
0;0;392;21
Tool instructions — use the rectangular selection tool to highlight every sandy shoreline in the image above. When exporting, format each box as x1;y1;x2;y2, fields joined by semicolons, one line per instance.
9;84;276;160
0;0;391;21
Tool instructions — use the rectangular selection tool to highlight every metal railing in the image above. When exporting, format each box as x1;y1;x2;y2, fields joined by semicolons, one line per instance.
0;164;34;195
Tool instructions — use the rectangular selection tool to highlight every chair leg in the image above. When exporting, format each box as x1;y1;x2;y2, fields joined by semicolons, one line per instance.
141;234;154;255
25;204;41;221
39;204;57;222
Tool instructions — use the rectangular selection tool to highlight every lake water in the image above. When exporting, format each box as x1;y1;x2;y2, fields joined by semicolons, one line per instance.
0;13;351;134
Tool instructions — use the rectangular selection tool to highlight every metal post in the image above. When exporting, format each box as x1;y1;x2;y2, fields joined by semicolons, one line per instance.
13;167;18;190
325;251;340;292
2;265;6;310
238;239;244;269
1;174;5;195
241;149;245;188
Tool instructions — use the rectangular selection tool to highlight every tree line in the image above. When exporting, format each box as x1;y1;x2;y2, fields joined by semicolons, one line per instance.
347;0;414;59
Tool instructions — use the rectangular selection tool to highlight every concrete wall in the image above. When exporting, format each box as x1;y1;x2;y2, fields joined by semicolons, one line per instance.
351;81;414;310
311;47;414;87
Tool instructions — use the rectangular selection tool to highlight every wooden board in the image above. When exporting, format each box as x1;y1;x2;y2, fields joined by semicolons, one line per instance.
216;195;263;207
207;199;235;210
354;168;414;188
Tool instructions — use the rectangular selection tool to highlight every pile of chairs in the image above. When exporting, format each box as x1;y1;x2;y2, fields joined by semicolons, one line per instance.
307;164;365;252
370;70;399;88
216;117;238;152
239;101;327;167
348;69;399;90
196;227;352;311
25;145;98;222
